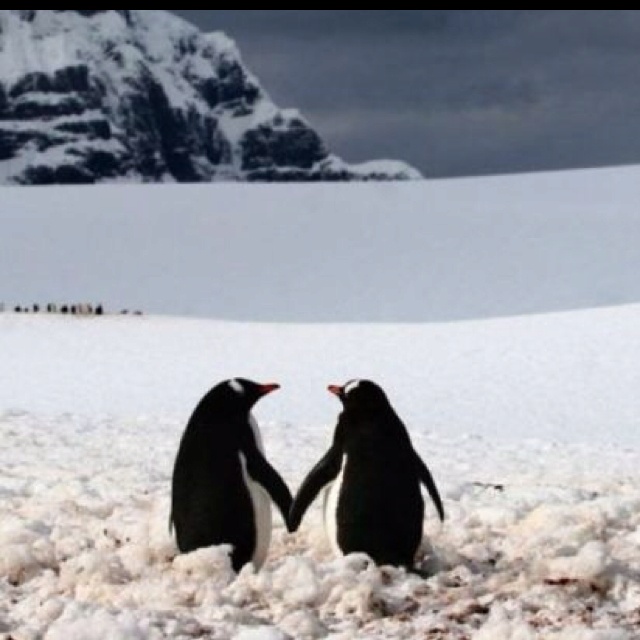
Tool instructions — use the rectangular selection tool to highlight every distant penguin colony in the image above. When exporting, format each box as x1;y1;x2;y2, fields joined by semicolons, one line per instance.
1;303;104;315
0;303;139;316
171;377;445;574
289;379;444;570
170;378;292;572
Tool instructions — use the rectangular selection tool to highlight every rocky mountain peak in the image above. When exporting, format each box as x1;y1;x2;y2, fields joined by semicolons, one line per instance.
0;10;421;184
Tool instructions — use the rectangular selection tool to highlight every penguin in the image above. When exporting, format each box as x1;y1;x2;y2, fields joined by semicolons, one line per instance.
289;379;444;569
170;378;292;572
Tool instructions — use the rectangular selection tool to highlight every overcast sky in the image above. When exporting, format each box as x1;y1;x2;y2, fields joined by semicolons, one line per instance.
172;10;640;178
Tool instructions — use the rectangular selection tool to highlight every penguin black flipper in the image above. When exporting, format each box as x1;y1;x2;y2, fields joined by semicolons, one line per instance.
414;450;445;522
243;444;293;527
289;444;343;532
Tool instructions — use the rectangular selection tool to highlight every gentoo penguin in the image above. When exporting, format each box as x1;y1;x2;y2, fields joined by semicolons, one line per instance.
289;379;444;569
170;378;292;572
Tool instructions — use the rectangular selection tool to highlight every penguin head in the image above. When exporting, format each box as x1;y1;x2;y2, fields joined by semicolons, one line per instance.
227;378;280;407
203;378;280;414
328;379;390;412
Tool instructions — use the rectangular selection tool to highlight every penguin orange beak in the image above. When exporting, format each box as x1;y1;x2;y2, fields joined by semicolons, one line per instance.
259;383;280;395
328;385;343;397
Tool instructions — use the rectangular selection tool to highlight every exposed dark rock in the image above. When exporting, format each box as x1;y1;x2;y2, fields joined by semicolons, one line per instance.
0;84;9;119
19;164;95;185
55;118;111;140
11;96;85;120
83;150;122;178
241;121;327;171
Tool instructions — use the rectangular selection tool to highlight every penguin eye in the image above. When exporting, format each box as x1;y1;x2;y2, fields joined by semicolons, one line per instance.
229;379;245;395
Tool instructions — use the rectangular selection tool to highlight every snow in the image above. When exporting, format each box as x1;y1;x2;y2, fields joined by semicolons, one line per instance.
216;98;280;169
1;307;640;638
2;168;640;637
1;165;640;321
0;109;106;131
1;306;640;443
348;159;423;180
0;10;198;83
4;8;232;121
0;135;131;184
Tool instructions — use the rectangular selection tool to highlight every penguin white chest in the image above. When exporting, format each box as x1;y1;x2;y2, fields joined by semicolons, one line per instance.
238;415;272;570
323;455;346;557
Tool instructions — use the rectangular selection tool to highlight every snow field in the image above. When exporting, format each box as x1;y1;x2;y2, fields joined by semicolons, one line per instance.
1;311;640;638
2;158;640;638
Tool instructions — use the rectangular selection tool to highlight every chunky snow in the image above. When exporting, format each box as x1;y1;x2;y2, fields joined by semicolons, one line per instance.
1;169;640;637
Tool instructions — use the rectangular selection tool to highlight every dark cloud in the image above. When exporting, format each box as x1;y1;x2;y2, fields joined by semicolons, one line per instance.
172;10;640;177
174;10;452;38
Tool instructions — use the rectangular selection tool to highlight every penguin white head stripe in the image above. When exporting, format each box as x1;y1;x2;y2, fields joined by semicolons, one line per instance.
343;380;361;395
229;379;245;395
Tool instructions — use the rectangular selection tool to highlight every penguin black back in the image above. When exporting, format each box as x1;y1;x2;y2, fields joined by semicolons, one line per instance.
290;379;444;569
171;378;292;572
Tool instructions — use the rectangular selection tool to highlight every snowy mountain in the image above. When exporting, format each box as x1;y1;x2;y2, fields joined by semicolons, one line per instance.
0;10;421;185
